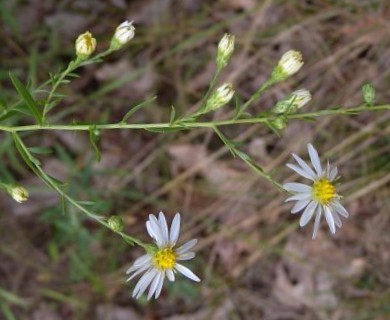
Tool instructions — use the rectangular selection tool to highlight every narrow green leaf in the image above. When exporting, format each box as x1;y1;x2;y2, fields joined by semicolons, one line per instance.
0;288;29;307
234;95;241;118
213;127;237;157
47;174;66;188
169;106;177;126
28;147;53;155
0;96;8;110
89;125;101;162
9;72;43;125
265;120;281;136
76;201;96;206
0;301;16;320
121;96;157;123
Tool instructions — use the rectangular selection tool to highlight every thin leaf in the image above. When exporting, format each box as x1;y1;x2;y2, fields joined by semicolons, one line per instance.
169;106;177;126
89;125;101;162
120;96;157;123
28;147;53;155
0;288;29;307
0;301;17;320
265;120;281;136
76;201;96;206
9;72;43;125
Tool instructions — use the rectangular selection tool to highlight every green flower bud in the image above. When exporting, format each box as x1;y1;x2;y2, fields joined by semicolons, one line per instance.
271;116;288;131
217;33;235;70
8;186;29;203
362;83;375;106
271;50;303;82
203;83;235;114
272;89;311;114
108;215;124;232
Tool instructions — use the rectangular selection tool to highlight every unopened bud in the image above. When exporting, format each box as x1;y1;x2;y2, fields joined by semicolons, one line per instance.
362;83;375;106
271;117;288;131
108;215;124;232
110;20;135;51
272;50;303;82
217;34;235;70
75;31;97;59
204;83;235;113
9;186;29;203
272;89;311;114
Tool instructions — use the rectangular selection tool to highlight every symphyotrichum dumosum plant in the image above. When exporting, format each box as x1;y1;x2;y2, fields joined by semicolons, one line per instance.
3;20;389;300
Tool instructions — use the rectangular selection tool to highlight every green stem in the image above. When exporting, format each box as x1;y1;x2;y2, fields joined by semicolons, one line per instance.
1;104;388;133
11;132;149;250
42;49;114;118
236;79;275;118
43;61;79;118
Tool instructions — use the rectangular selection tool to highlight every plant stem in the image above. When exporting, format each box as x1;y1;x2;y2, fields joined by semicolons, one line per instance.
1;104;389;133
12;132;149;250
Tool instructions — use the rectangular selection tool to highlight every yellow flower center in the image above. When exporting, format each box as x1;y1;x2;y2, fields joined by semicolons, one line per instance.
312;178;336;205
153;248;176;270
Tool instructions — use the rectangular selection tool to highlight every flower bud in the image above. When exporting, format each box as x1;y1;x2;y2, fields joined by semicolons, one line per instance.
204;83;235;113
110;20;135;51
75;31;97;59
9;186;29;203
272;50;303;82
217;33;235;70
271;116;288;131
108;215;124;232
272;89;311;114
362;83;375;106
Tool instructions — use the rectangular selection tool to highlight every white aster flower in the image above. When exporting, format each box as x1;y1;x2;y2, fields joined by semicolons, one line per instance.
126;212;200;300
283;144;349;239
110;20;135;50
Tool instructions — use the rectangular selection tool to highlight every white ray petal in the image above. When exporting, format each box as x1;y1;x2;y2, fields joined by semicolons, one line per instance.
166;269;175;281
312;206;322;239
146;221;158;241
291;198;311;214
308;144;322;176
333;202;349;218
330;166;338;181
170;213;181;245
149;214;164;247
177;252;195;261
283;182;312;193
292;153;317;179
127;254;151;272
324;206;336;234
126;263;151;282
154;272;165;299
158;211;169;245
175;263;200;282
132;269;157;299
332;211;342;228
176;239;198;255
300;201;318;226
287;163;316;180
147;271;163;300
285;193;311;202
